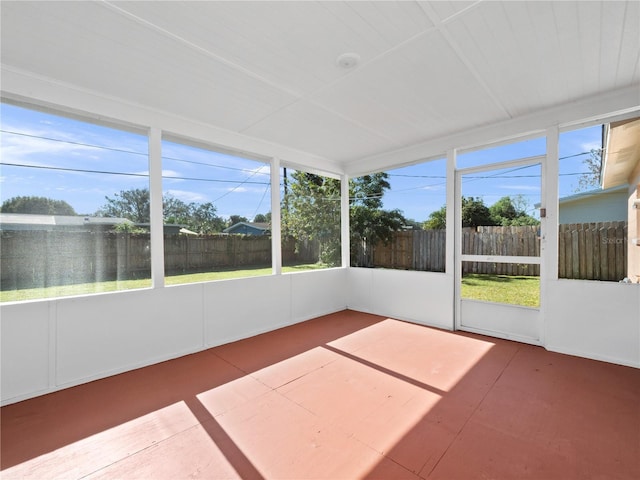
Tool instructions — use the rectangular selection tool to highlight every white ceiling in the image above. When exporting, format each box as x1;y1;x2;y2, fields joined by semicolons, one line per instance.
1;1;639;169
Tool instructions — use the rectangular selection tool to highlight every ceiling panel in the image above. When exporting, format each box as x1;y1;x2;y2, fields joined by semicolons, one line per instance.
444;1;639;119
243;100;394;162
0;1;297;131
112;0;434;98
312;30;508;146
421;1;478;23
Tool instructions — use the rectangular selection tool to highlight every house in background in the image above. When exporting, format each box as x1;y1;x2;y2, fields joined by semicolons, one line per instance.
0;214;131;232
601;117;640;282
557;185;628;224
0;213;185;234
223;222;270;235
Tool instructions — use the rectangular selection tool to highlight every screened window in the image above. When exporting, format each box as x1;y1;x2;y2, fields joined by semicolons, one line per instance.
457;138;543;307
558;124;628;281
351;158;447;272
161;139;271;284
281;168;341;271
0;102;150;302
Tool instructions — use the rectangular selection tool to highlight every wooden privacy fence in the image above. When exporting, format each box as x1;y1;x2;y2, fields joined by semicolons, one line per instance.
0;232;317;290
1;231;153;290
352;230;446;272
461;225;540;276
164;234;271;274
353;221;628;280
0;222;629;289
558;221;627;281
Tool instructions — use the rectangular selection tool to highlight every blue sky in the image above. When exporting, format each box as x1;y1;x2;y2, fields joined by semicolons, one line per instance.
1;103;601;223
364;126;600;222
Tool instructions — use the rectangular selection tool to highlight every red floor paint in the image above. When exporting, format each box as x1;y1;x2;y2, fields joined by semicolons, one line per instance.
2;310;639;479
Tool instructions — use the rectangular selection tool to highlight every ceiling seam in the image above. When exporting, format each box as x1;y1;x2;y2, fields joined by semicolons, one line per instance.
614;1;629;88
238;6;449;145
99;0;497;158
100;0;410;152
238;1;475;142
100;0;304;101
418;1;514;120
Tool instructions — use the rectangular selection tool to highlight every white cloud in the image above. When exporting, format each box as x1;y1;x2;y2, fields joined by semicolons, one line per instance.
0;127;99;165
581;141;602;152
244;164;270;176
501;184;540;191
420;184;445;191
161;169;182;178
165;189;208;203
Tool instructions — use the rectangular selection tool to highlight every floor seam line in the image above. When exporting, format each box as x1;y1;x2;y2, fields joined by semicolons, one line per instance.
77;423;203;480
422;344;522;478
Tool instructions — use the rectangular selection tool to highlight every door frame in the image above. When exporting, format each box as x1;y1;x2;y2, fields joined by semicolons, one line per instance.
454;155;545;345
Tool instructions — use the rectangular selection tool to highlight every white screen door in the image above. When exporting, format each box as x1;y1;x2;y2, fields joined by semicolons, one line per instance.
455;156;543;345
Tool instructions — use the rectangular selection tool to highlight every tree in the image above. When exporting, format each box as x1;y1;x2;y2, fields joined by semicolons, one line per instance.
95;188;225;233
575;148;603;192
283;172;407;266
283;172;341;265
424;197;490;229
350;174;407;239
163;195;192;225
190;203;226;234
253;212;271;223
461;197;496;227
490;195;539;226
424;206;446;230
0;196;76;215
424;196;539;230
96;188;150;223
401;218;423;230
228;215;248;227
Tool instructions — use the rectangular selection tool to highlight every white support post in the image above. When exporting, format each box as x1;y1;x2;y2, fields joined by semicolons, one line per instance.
543;126;560;281
446;149;458;330
539;126;560;345
446;149;457;277
341;174;350;268
271;157;282;275
149;127;165;289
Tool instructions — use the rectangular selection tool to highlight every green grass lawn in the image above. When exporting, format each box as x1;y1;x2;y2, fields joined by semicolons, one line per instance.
0;263;330;303
461;273;540;307
2;268;540;306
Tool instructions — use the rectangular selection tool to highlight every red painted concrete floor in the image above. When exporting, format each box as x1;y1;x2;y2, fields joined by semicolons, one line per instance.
2;310;639;479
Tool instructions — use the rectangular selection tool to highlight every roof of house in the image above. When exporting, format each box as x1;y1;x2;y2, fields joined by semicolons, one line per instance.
223;222;270;234
557;185;628;206
0;214;131;227
0;214;186;231
602;117;640;189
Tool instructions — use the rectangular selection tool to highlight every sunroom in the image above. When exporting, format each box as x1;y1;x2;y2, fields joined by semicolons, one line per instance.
1;1;639;479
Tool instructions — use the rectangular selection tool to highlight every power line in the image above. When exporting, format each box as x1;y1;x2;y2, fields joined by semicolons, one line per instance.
0;129;148;157
251;185;271;220
210;164;268;203
163;155;269;175
387;151;595;179
0;162;270;185
0;129;269;175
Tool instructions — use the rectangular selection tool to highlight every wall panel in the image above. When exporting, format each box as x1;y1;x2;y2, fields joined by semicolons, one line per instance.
546;280;640;367
203;275;291;347
56;287;204;386
0;301;50;400
348;268;454;330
